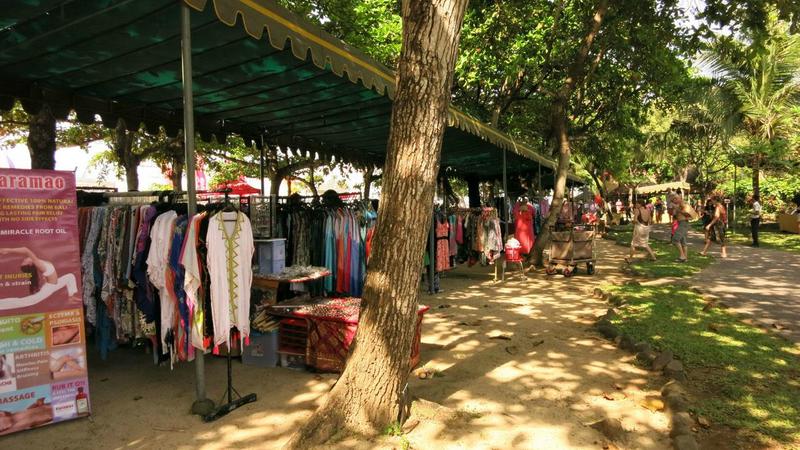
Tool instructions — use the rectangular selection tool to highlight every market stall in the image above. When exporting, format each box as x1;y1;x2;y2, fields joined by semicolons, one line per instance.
0;0;581;429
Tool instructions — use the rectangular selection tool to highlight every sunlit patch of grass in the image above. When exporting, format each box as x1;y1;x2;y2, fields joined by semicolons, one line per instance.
607;284;800;445
728;229;800;254
607;227;713;277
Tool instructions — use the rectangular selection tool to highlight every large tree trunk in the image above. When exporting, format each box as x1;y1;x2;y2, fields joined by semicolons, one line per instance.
27;104;56;170
589;170;607;199
306;167;319;199
269;175;281;198
284;0;468;447
112;119;141;192
532;97;571;266
125;162;140;191
530;0;609;267
363;168;374;199
170;159;184;191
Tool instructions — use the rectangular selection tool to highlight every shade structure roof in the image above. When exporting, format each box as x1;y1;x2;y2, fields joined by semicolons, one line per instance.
635;181;691;195
0;0;580;182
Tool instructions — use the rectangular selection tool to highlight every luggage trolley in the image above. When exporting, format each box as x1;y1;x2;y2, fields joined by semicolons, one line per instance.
545;224;597;277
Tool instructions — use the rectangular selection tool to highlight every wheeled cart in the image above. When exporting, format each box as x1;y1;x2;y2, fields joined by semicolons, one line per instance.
545;225;597;277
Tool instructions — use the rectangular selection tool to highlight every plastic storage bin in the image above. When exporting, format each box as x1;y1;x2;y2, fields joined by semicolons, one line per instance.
256;238;286;275
242;330;279;367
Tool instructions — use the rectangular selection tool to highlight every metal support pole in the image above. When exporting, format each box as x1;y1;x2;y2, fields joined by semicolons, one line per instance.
502;149;508;237
428;214;436;295
259;135;265;195
181;4;213;416
537;163;542;194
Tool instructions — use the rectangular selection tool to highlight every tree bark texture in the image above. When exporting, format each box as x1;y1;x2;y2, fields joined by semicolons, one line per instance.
269;174;282;198
363;168;374;199
284;0;468;447
531;0;609;266
27;104;56;170
125;163;140;192
171;159;184;191
114;120;141;191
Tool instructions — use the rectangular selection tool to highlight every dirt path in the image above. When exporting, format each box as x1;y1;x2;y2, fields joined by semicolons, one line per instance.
649;224;800;344
4;240;671;449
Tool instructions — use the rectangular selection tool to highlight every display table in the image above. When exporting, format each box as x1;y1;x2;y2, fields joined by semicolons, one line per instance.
267;297;429;373
252;266;331;304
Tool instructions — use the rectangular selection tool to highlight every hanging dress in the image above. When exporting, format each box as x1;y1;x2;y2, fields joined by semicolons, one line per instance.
513;201;535;254
435;219;450;272
207;211;254;349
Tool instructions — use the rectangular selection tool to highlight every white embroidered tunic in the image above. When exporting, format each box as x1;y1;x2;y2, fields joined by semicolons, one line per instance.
207;211;254;349
146;210;177;353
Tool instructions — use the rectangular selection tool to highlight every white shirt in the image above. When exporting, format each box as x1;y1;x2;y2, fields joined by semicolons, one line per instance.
207;211;254;349
751;201;761;219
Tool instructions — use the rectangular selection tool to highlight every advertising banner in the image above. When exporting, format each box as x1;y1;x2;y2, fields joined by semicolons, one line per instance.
0;169;90;435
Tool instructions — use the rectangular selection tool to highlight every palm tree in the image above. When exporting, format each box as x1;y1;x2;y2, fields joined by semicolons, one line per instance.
700;19;800;197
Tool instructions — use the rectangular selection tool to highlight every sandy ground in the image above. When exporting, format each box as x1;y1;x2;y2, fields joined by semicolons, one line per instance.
4;240;671;449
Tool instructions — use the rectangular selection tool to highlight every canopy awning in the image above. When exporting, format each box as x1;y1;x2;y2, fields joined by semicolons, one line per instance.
635;181;691;195
0;0;581;182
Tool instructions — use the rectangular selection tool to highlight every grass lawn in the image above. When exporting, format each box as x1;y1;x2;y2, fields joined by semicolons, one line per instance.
728;229;800;254
607;284;800;447
607;226;713;278
691;220;800;254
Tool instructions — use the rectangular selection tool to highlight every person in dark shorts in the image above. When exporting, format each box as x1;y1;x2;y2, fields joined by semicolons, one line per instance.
701;199;716;243
654;197;665;224
701;197;728;258
670;195;695;262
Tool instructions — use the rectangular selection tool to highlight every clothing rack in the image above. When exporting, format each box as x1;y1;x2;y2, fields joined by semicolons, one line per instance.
78;193;185;361
203;329;257;422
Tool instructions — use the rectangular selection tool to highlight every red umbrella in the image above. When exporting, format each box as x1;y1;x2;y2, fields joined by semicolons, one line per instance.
215;177;261;196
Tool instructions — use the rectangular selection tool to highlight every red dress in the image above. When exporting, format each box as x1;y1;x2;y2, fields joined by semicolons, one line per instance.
435;220;450;272
513;202;535;254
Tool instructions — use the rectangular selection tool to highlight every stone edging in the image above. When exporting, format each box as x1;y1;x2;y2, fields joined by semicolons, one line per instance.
592;286;701;450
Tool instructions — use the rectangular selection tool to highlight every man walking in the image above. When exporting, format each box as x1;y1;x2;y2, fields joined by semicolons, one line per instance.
750;195;761;247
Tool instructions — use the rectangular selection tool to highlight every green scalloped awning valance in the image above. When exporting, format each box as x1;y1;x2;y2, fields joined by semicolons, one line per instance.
0;0;580;181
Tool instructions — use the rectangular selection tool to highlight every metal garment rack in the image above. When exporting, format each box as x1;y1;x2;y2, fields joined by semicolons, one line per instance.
202;330;257;422
102;189;258;419
203;194;257;422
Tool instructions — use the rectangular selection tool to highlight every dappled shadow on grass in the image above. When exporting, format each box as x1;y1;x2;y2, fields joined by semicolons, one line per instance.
607;226;713;278
628;244;712;278
609;284;800;447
